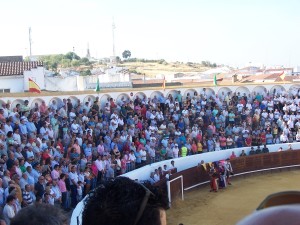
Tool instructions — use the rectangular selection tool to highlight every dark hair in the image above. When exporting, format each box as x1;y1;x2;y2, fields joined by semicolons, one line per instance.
6;195;15;203
82;177;168;225
11;203;68;225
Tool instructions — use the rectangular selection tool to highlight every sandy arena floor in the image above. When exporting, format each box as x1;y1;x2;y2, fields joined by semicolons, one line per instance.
166;169;300;225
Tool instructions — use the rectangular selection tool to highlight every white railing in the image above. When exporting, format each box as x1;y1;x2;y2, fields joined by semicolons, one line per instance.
122;142;300;181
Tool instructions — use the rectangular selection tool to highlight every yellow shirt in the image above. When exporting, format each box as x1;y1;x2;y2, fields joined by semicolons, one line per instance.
197;143;203;152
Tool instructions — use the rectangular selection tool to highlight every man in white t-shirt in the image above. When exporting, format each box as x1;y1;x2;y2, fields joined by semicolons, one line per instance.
172;144;179;158
69;165;79;208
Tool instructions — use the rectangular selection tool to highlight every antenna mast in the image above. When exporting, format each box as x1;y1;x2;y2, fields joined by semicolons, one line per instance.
112;19;116;58
29;27;32;57
86;42;91;59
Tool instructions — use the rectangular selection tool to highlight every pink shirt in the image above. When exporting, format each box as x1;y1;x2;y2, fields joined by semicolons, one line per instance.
51;170;60;180
58;179;67;192
97;144;104;155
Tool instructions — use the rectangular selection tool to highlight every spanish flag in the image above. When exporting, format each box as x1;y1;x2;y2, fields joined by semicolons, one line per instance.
162;75;166;91
28;78;41;93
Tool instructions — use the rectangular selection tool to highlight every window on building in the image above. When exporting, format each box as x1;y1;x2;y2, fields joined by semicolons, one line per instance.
0;89;10;93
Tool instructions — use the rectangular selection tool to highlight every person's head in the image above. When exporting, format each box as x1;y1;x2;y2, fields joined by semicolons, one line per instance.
25;184;31;192
6;195;15;205
11;203;68;225
38;176;45;184
82;177;168;225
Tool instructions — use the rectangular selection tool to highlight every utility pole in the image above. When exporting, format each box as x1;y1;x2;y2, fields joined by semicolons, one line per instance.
86;42;91;59
112;18;116;59
29;27;32;58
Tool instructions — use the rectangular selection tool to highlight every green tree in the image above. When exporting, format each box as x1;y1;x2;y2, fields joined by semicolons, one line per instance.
64;52;80;60
71;60;80;67
116;56;121;64
61;59;71;68
80;57;90;65
80;69;92;76
122;50;131;59
50;62;58;72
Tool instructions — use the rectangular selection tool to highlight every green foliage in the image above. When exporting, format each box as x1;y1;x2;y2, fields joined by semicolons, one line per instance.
38;52;91;71
24;56;30;62
116;56;121;64
158;59;167;64
64;52;80;60
80;69;92;76
61;59;71;68
122;50;131;59
201;61;217;67
71;60;80;67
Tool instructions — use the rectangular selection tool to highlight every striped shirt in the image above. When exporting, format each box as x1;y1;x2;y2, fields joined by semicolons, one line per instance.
22;190;33;206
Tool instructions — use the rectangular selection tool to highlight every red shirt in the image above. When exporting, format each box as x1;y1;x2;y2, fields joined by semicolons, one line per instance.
230;154;237;160
245;137;252;146
260;133;266;144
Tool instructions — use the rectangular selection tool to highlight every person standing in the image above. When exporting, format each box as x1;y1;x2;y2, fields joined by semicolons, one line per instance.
225;158;233;185
58;174;68;211
3;195;16;225
68;166;79;208
181;145;188;157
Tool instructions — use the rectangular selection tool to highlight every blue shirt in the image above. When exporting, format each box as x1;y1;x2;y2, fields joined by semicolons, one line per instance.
26;122;36;133
135;151;142;163
179;135;187;145
19;123;28;135
158;95;166;104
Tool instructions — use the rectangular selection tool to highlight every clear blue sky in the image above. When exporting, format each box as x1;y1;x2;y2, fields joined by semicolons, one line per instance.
1;0;300;67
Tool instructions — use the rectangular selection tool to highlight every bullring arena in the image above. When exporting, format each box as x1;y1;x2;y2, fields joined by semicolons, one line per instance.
167;169;300;225
120;143;300;225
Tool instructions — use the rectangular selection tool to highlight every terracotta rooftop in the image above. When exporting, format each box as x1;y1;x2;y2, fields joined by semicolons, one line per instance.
240;73;285;83
0;61;43;76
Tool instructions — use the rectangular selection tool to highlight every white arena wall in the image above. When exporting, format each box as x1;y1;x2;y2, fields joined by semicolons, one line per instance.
71;142;300;225
0;83;299;108
122;142;300;181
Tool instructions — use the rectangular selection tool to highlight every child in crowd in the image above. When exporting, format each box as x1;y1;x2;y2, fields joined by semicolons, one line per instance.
77;181;83;202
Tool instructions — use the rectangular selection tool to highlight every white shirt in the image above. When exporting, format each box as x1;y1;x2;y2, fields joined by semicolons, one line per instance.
140;149;147;161
95;159;105;172
172;147;179;158
129;153;136;162
68;172;79;185
3;204;15;224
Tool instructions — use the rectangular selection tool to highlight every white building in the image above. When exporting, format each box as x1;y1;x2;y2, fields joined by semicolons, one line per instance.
0;59;45;93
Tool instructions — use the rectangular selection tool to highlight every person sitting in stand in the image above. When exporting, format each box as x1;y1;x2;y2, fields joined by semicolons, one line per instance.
240;149;247;157
262;144;269;153
249;147;255;155
287;144;293;151
255;146;262;154
229;151;237;160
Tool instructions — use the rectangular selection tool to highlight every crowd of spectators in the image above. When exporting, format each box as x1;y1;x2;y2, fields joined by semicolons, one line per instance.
0;87;299;223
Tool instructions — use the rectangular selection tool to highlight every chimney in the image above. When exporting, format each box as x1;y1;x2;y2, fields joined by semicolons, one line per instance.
232;74;238;83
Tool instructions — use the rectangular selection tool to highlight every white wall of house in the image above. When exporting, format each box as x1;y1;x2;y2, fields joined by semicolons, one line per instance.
45;76;78;91
0;76;23;92
23;66;45;90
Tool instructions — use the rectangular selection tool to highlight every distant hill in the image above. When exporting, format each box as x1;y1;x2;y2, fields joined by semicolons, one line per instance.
120;61;212;77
